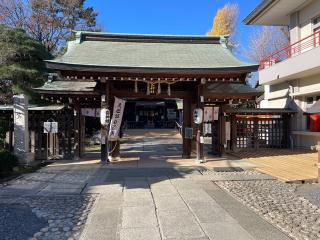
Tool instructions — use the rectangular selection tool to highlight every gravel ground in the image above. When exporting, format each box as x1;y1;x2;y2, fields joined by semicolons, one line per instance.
0;195;97;240
216;179;320;240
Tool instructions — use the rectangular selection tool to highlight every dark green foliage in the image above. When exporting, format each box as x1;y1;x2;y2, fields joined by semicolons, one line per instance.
0;150;18;172
0;25;52;104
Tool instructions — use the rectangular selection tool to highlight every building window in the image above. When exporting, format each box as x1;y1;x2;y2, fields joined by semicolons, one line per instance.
313;16;320;25
313;15;320;33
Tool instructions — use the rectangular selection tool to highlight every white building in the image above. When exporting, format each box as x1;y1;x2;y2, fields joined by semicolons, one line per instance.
245;0;320;148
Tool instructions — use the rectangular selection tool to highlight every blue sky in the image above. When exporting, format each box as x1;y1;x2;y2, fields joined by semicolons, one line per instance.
86;0;261;76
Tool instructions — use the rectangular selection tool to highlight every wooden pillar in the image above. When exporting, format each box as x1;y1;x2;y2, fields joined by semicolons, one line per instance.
73;102;81;160
253;117;259;150
67;113;73;159
101;81;110;162
230;115;237;152
8;121;13;152
196;84;204;162
182;98;192;158
61;114;66;158
219;108;226;156
285;114;292;148
80;115;85;156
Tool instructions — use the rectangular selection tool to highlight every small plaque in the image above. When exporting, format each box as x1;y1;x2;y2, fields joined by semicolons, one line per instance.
44;122;58;133
185;128;193;139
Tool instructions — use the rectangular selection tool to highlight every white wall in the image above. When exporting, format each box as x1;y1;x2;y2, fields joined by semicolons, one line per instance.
290;0;320;41
298;74;320;95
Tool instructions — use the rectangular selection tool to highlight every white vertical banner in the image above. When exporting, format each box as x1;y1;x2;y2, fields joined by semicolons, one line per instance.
213;107;219;121
203;107;213;122
108;97;126;141
225;121;231;141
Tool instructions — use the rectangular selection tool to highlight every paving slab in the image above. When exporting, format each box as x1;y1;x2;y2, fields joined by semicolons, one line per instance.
81;226;118;240
153;194;188;211
157;210;206;239
122;206;158;228
151;186;179;197
202;222;255;240
186;200;236;224
120;227;161;240
123;189;153;206
124;177;149;189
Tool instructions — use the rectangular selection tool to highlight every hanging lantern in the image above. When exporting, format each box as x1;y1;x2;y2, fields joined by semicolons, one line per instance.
157;81;161;94
134;80;138;93
167;84;171;96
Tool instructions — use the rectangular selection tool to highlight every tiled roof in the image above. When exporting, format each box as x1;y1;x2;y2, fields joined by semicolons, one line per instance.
34;81;96;92
206;83;263;95
46;32;258;71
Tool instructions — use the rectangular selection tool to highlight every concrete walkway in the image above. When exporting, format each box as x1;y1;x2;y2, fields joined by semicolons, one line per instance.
0;129;291;240
81;168;289;240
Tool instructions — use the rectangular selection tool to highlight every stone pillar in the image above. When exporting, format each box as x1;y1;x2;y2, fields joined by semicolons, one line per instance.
13;94;34;164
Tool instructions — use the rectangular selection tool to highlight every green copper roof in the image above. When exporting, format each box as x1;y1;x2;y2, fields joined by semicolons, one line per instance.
206;83;263;96
34;81;96;93
46;32;258;72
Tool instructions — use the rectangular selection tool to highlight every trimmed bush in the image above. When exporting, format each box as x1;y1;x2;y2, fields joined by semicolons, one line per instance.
0;151;19;173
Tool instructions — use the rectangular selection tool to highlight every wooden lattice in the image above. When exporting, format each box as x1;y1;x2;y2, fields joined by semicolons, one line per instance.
236;117;286;149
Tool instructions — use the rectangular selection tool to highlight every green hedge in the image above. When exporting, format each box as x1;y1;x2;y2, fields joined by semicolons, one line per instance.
0;151;18;173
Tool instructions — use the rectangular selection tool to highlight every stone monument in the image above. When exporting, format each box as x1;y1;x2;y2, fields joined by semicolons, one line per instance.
13;94;34;164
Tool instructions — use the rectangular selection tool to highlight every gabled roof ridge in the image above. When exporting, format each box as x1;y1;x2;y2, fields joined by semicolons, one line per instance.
74;31;228;44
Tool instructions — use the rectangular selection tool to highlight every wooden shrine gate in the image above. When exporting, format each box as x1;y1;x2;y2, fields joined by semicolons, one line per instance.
34;31;294;161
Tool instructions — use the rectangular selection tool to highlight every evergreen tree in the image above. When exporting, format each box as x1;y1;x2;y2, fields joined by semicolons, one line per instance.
0;25;52;104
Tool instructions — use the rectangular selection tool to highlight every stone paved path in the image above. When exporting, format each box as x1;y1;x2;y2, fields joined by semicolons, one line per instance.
1;129;320;240
82;168;290;240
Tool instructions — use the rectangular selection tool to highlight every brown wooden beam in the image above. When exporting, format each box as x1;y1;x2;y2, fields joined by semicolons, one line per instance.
111;89;194;100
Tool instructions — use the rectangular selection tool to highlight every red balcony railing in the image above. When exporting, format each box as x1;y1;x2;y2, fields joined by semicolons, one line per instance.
260;31;320;70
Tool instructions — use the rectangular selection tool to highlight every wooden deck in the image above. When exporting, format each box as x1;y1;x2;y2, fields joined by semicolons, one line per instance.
233;149;318;182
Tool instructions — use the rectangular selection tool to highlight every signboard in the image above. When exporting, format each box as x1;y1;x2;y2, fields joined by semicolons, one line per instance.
185;127;193;139
204;107;213;122
225;121;231;141
108;97;126;141
204;123;212;135
82;108;100;117
193;108;203;124
44;122;58;133
213;107;219;121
